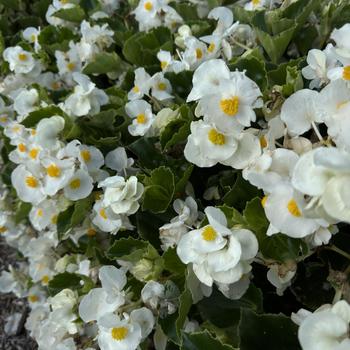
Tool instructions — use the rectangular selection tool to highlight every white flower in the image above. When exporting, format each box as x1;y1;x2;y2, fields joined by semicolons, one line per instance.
266;263;296;296
182;37;208;69
35;116;65;150
80;20;114;48
263;184;329;238
105;147;135;175
55;45;82;81
294;300;350;350
141;281;165;309
280;89;322;136
23;27;41;52
125;100;154;136
129;308;155;340
184;120;238;167
244;0;270;11
78;145;104;171
92;199;122;233
150;72;173;101
64;73;108;117
177;207;258;287
97;313;143;350
127;68;151;101
330;23;350;59
64;169;94;201
132;0;162;32
11;164;46;204
29;199;59;230
98;175;144;215
12;88;39;119
3;46;36;74
99;265;127;304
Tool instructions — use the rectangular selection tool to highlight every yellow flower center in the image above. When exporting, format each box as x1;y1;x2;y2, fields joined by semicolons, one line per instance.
61;0;69;3
133;85;140;93
0;115;7;122
47;164;61;177
144;1;153;11
41;275;50;285
28;295;39;303
30;129;36;135
26;176;38;188
29;148;39;159
111;327;128;341
136;113;147;124
160;61;168;70
18;143;26;152
208;129;226;145
80;150;91;163
30;34;36;42
202;225;217;241
100;208;108;219
12;126;20;133
220;96;240;116
287;199;301;217
0;226;7;233
343;66;350;81
158;82;167;91
66;62;75;71
70;178;81;189
87;228;97;237
195;48;203;59
208;43;215;53
261;195;268;208
18;53;28;61
252;0;260;5
37;209;43;217
51;215;58;224
259;135;267;148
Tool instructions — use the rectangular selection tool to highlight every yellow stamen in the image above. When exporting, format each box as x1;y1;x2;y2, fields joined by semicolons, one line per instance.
202;225;217;241
208;129;226;145
80;150;91;163
37;209;43;217
136;113;146;124
46;164;61;178
26;176;38;188
30;129;36;135
343;66;350;81
28;295;39;303
287;199;301;217
144;1;153;11
18;53;28;61
259;135;267;148
70;178;81;189
133;85;140;93
87;228;97;237
29;148;39;159
208;43;215;53
157;82;167;91
41;275;50;285
51;215;58;225
66;62;75;71
160;61;168;70
220;96;240;116
18;143;26;153
195;48;203;59
261;196;268;208
252;0;260;5
30;34;36;42
0;226;7;233
0;115;7;123
99;208;108;219
111;327;128;341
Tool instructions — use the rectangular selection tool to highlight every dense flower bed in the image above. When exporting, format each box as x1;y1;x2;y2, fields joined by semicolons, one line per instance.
0;0;350;349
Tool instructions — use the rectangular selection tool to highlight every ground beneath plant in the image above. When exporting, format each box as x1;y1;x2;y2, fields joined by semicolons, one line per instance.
0;238;37;350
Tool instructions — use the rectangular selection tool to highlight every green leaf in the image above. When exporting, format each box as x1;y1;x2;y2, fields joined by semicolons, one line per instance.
83;52;129;75
71;196;94;227
53;6;86;22
197;285;263;328
48;272;94;296
107;237;149;261
0;0;19;10
142;166;175;213
123;27;173;66
176;287;192;337
239;309;300;350
57;205;75;239
14;201;32;224
163;247;186;275
182;330;235;350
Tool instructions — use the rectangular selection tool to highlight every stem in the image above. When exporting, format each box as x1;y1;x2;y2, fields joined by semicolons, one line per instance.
332;288;343;304
326;245;350;261
231;38;251;52
311;121;323;142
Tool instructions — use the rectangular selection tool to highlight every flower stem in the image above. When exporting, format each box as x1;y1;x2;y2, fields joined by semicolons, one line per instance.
326;245;350;261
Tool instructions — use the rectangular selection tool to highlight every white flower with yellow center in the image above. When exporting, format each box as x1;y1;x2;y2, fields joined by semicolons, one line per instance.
27;285;46;308
3;46;36;74
157;50;185;73
184;120;238;167
150;72;173;101
182;37;208;69
197;71;262;132
132;0;162;32
29;199;59;231
11;164;46;204
293;300;350;350
23;27;41;52
127;68;151;101
177;207;258;287
125;99;154;136
80;20;114;49
244;0;269;11
64;169;94;201
77;145;104;171
263;184;329;238
55;45;82;81
64;73;108;117
42;157;75;196
99;175;144;216
92;199;122;233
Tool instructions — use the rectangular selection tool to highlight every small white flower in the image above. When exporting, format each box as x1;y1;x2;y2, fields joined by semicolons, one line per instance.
23;27;41;52
150;72;173;101
29;199;59;230
128;68;151;101
92;199;122;233
3;46;36;74
141;281;165;309
35;116;65;151
13;88;39;118
105;147;134;175
64;169;94;201
125;99;154;136
99;265;126;304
